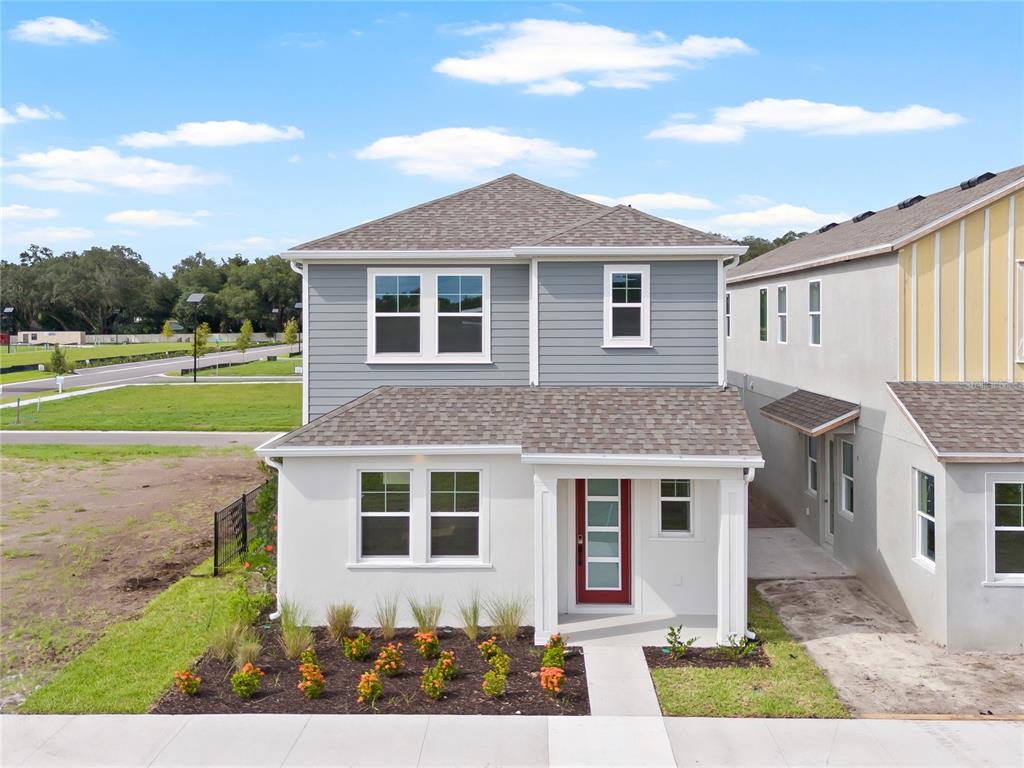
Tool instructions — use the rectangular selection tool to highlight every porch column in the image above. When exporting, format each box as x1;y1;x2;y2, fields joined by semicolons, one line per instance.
532;471;558;645
717;476;749;644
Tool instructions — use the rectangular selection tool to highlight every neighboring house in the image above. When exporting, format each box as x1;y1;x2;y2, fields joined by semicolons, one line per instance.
726;165;1024;653
257;174;763;644
18;331;86;346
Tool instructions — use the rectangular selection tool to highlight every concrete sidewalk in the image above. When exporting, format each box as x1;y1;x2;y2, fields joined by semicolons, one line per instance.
3;714;1020;767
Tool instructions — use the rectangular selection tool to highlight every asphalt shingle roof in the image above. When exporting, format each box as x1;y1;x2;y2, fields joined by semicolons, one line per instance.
760;389;860;437
888;382;1024;460
729;164;1024;283
262;385;761;459
291;174;733;252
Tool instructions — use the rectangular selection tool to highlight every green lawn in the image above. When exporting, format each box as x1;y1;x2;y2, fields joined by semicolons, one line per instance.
1;383;301;431
0;444;251;463
649;584;849;718
192;358;300;377
19;559;236;714
0;369;53;385
0;342;194;369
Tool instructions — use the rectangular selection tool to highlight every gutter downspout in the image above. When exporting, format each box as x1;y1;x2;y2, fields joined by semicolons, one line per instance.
263;455;284;620
744;464;757;641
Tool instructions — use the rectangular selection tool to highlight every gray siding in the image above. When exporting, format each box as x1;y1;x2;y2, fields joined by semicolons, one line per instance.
538;260;718;385
308;263;529;418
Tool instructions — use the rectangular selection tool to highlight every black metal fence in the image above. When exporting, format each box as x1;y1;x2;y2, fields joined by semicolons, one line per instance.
213;483;266;575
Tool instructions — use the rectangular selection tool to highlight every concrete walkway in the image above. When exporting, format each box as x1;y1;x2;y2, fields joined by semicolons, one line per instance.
749;527;854;579
583;647;662;716
3;714;1020;767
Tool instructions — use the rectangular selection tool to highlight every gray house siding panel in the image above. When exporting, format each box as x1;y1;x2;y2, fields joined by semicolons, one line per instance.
307;263;529;418
538;260;719;385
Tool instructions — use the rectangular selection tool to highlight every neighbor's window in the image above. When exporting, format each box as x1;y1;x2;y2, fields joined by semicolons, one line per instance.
807;436;819;493
429;471;480;558
809;280;822;346
841;440;854;516
359;471;411;557
660;480;693;535
373;275;421;354
759;288;768;342
777;285;788;343
437;275;483;354
725;291;732;338
604;264;650;347
994;481;1024;577
914;470;936;564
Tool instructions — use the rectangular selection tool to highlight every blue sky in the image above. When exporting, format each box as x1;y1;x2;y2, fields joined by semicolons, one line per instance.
2;2;1021;273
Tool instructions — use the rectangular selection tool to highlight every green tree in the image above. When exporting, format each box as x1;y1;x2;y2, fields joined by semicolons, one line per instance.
194;322;211;360
47;344;73;375
283;317;299;351
160;320;174;340
237;319;253;358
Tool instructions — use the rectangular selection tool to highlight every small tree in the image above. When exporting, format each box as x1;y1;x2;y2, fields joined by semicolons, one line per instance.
47;344;73;375
237;319;253;359
283;317;299;352
195;322;211;360
160;320;174;340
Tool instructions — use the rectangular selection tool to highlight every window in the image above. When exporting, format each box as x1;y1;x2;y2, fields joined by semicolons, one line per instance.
603;264;650;347
585;479;622;589
367;268;489;363
359;471;411;557
994;481;1024;577
777;285;788;343
841;440;854;516
429;471;480;558
914;470;936;564
759;288;768;342
660;480;692;535
725;291;732;338
1016;262;1024;363
809;280;822;346
807;436;819;493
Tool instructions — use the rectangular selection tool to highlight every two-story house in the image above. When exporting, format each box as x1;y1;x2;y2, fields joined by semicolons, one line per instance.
726;165;1024;653
256;174;763;644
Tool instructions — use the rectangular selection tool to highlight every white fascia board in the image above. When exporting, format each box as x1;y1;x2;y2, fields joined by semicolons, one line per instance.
514;245;746;258
727;244;892;285
522;452;765;469
255;443;523;458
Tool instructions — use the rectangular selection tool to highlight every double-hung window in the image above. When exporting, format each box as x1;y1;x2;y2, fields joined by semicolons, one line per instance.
841;440;854;516
993;480;1024;578
429;471;481;558
359;471;411;558
759;288;768;342
603;264;650;347
809;280;822;346
914;470;936;565
368;268;490;363
660;480;693;536
777;285;788;343
807;436;819;493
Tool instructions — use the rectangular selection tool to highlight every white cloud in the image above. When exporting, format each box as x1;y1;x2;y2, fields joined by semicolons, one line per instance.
434;19;752;95
0;204;60;220
689;204;849;237
5;146;223;193
1;103;64;125
356;127;595;181
119;120;304;148
650;97;966;143
104;209;205;227
202;235;295;255
10;16;109;45
580;192;718;211
732;193;774;208
288;154;302;164
9;226;94;242
552;3;584;14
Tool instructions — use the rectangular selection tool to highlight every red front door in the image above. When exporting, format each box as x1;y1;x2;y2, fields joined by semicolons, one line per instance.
575;479;631;604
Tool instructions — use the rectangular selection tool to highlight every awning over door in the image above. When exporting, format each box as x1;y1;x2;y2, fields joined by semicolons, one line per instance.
760;388;860;437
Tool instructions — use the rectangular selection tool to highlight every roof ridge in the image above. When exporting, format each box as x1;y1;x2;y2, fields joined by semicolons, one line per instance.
525;205;623;246
615;204;737;244
529;203;736;246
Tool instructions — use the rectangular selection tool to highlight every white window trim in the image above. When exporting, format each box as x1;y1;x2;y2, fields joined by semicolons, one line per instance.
809;279;822;347
839;440;854;521
758;287;768;342
603;263;651;348
776;284;788;344
366;267;491;364
985;472;1024;586
913;468;936;572
1015;261;1024;364
806;436;818;496
427;469;488;563
725;291;732;340
356;469;412;563
655;479;699;540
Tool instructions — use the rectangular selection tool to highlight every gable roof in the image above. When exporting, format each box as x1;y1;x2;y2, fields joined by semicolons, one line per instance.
760;388;860;437
728;164;1024;284
290;174;735;252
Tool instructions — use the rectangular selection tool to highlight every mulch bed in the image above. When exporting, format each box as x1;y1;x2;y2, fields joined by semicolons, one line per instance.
153;626;589;715
644;644;770;670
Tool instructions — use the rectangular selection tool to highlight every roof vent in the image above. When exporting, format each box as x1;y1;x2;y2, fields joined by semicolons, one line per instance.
817;222;838;234
959;171;996;190
852;210;875;223
897;195;926;210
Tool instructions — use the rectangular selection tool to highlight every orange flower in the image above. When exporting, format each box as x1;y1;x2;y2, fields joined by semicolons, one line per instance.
265;544;274;552
243;562;251;569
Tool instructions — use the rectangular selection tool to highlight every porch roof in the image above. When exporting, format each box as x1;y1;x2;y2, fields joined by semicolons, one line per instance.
760;388;860;437
258;385;762;462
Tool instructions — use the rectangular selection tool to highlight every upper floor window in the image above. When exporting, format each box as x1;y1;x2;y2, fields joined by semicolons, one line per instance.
777;285;788;344
603;264;650;347
993;480;1024;579
809;280;822;346
368;268;490;364
725;291;732;339
759;288;768;342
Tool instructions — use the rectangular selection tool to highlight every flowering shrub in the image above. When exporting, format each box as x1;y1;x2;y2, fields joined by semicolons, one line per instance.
540;666;564;697
541;645;565;669
482;668;506;698
489;649;511;676
173;669;200;696
546;633;566;651
477;636;501;662
343;631;371;661
437;649;458;680
413;631;440;659
421;664;445;700
231;662;265;699
374;642;404;677
356;670;383;706
297;647;325;699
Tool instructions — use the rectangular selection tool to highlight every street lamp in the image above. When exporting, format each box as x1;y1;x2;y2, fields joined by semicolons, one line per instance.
111;308;122;345
271;307;280;342
294;302;302;354
186;293;205;383
2;307;14;353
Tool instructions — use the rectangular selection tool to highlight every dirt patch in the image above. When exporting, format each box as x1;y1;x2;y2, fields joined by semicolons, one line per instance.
0;452;263;710
758;578;1024;716
644;644;770;670
152;626;589;715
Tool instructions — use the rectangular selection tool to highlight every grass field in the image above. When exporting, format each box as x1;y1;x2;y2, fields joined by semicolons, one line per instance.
649;584;848;718
0;444;251;463
0;369;54;385
0;342;194;369
187;358;300;377
0;383;301;431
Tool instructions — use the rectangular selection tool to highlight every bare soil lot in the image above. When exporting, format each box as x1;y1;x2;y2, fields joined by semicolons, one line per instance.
758;578;1024;716
0;448;263;709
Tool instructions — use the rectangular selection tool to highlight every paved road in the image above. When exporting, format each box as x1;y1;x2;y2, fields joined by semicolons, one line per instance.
1;345;295;395
0;431;280;447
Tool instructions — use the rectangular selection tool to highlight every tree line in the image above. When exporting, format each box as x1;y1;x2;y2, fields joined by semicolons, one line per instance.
0;244;301;335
